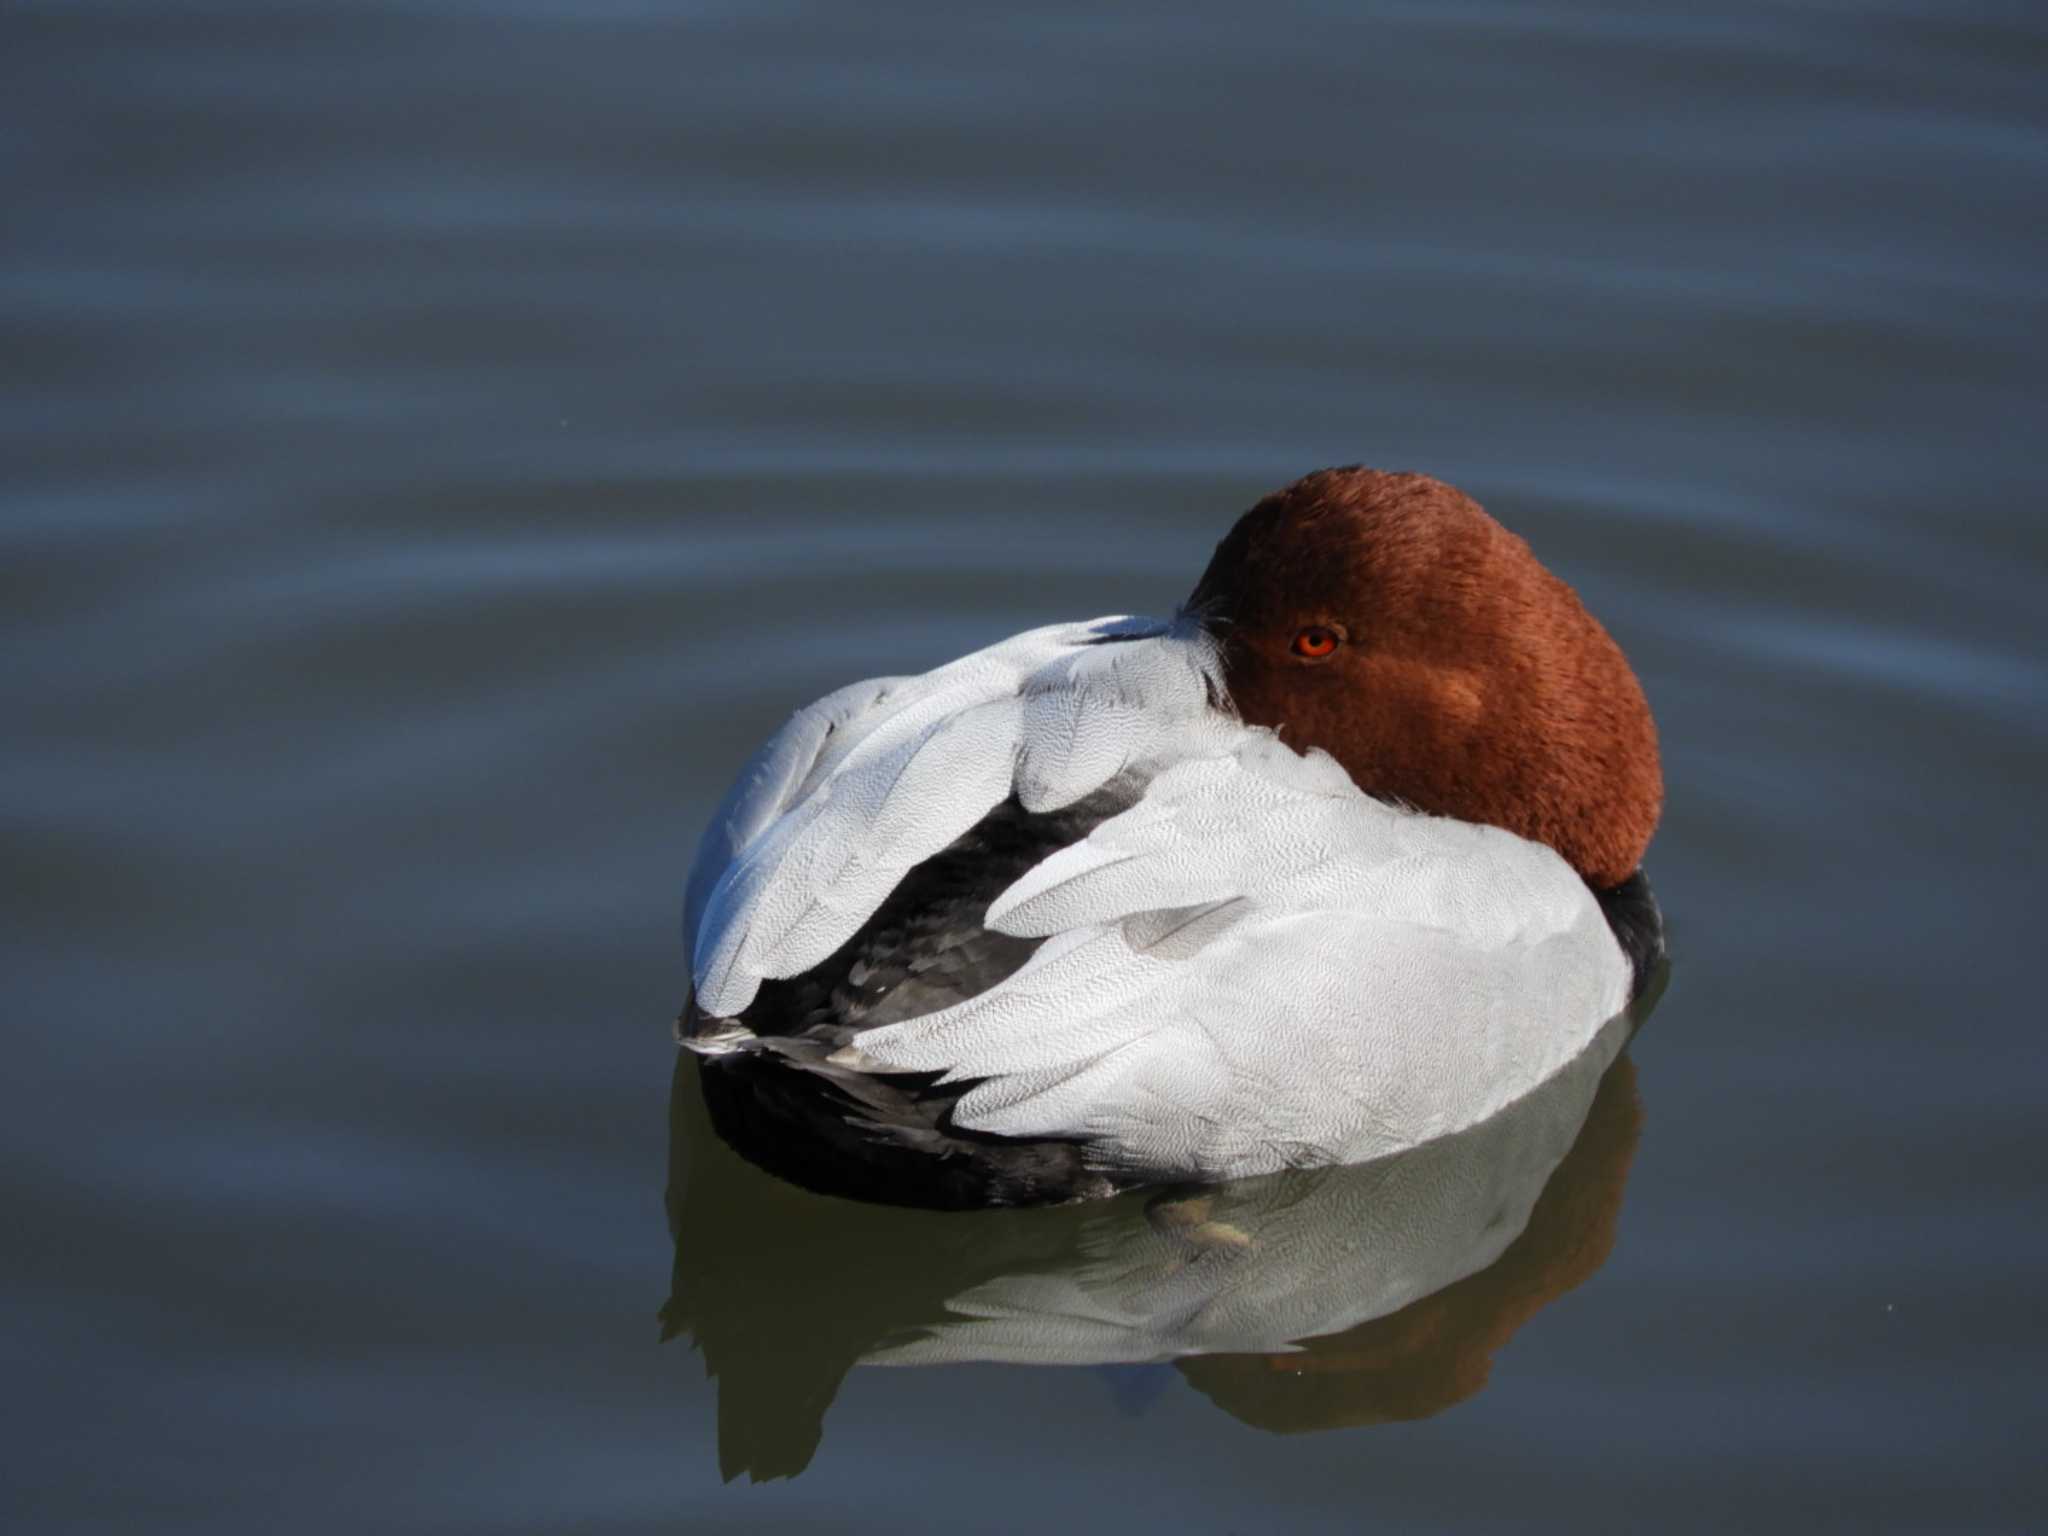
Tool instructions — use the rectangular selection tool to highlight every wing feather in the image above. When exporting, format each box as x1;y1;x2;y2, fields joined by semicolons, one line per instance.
688;615;1227;1018
847;738;1631;1176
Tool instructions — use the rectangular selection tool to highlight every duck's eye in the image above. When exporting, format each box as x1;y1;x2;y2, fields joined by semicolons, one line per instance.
1291;625;1342;659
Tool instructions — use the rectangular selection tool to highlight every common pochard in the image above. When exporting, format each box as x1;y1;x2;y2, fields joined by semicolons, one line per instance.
679;467;1664;1207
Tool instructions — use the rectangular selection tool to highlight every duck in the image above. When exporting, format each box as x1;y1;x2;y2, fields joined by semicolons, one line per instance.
678;466;1664;1209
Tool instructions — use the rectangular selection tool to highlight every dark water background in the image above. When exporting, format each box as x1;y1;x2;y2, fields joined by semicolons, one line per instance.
6;1;2045;1530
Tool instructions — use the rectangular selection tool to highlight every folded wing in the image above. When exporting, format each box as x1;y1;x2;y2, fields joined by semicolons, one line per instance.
841;736;1631;1177
686;615;1231;1020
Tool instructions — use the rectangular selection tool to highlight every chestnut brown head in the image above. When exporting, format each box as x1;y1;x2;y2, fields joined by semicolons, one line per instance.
1187;467;1661;889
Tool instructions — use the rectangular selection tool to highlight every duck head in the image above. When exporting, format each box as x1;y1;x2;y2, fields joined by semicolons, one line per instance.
1187;467;1662;890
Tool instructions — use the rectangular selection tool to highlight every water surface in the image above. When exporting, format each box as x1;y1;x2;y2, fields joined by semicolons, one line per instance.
5;1;2045;1530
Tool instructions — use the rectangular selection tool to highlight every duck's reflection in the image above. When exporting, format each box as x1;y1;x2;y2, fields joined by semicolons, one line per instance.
663;997;1655;1482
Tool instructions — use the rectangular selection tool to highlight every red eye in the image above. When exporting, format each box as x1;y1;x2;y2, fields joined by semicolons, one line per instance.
1291;625;1341;659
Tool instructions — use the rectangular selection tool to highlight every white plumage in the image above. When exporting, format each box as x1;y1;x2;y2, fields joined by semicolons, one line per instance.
685;614;1632;1182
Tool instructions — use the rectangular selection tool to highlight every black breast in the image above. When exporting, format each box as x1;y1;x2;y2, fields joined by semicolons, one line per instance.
1594;868;1666;1002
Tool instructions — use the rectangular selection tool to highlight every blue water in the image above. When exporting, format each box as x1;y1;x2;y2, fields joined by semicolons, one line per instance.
5;1;2045;1530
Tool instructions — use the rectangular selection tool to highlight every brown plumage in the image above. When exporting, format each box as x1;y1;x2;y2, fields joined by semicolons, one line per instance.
1188;467;1662;890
